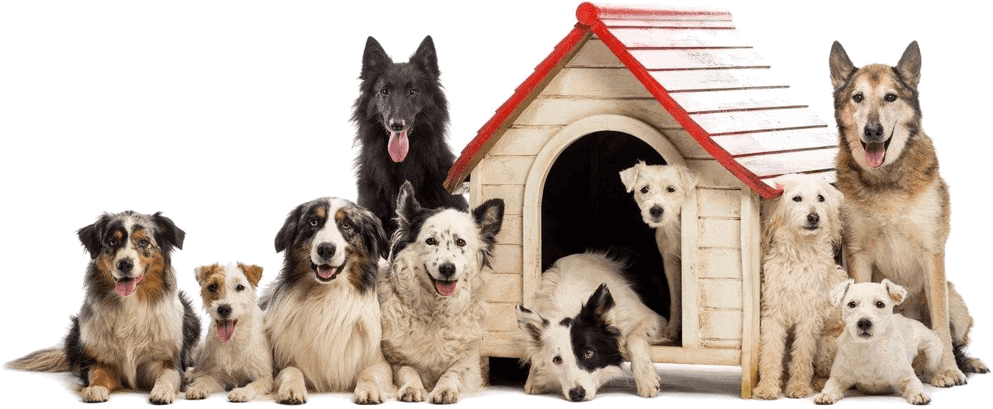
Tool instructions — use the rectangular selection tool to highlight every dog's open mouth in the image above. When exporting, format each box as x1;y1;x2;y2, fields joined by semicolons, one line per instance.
388;128;409;163
216;319;238;343
861;133;893;168
430;276;458;297
114;274;144;297
312;262;345;282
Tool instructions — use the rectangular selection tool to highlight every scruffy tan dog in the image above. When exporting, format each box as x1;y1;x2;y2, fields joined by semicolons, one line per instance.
619;160;697;340
187;263;273;402
753;174;847;399
815;279;943;405
379;182;504;404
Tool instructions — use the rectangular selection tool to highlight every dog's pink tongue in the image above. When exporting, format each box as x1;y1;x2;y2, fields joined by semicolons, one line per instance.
864;142;886;168
435;281;457;297
318;265;338;280
217;320;235;343
114;276;142;297
388;130;409;163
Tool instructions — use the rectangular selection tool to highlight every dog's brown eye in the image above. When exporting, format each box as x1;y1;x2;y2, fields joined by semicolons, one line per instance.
583;348;594;359
552;356;563;365
138;238;150;247
792;196;802;202
667;186;676;193
426;237;437;246
380;88;389;96
409;88;417;96
847;301;856;308
640;186;649;194
208;284;218;293
875;301;885;308
853;93;863;103
817;194;825;202
236;284;245;292
884;93;897;102
456;238;466;247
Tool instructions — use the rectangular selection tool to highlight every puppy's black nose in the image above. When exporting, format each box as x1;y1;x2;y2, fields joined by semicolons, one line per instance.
117;258;134;273
857;318;872;331
807;213;820;225
217;304;232;318
568;386;586;402
864;121;884;141
316;243;336;260
389;121;405;132
649;206;663;218
438;263;456;279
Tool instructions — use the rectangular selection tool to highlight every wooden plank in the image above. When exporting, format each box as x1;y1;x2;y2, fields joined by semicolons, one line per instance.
698;248;743;279
476;156;533;186
701;338;742;349
485;274;523;304
739;189;762;399
482;331;524;358
679;187;698;349
697;188;741;218
630;48;768;70
651;68;787;93
611;28;749;49
761;169;838;186
686;159;742;189
490;244;522;274
670;88;807;114
662;129;709;159
700;279;743;310
736;147;839;178
711;127;836;157
541;68;650;99
494;214;522;246
487;303;522;332
488;127;559;156
601;20;735;29
649;346;740;366
699;309;742;340
514;98;681;129
698;218;741;249
480;185;524;216
690;107;826;136
566;39;622;68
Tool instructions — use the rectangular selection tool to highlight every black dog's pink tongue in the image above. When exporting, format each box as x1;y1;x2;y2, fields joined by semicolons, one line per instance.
114;275;142;297
217;320;235;343
435;280;457;297
864;142;886;168
389;130;409;163
318;265;338;280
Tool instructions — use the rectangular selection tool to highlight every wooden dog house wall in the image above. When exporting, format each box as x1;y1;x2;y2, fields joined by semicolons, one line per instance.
444;3;838;398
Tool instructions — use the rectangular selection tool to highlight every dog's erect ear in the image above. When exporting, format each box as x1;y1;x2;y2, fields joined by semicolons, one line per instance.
410;35;440;79
882;279;908;305
829;41;857;90
76;215;107;255
516;305;548;343
830;279;855;308
473;199;505;247
355;207;389;262
361;36;392;80
194;264;220;286
151;212;185;252
619;161;645;193
581;284;616;321
275;203;305;253
238;263;264;288
895;41;922;90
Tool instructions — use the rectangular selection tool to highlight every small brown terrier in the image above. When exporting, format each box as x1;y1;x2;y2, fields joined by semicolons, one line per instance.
814;280;942;405
187;263;272;402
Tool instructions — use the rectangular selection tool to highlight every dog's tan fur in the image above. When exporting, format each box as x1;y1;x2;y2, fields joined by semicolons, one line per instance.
753;174;848;399
815;280;943;405
518;253;668;400
379;182;504;404
263;197;393;404
619;161;697;341
830;41;987;387
187;263;273;402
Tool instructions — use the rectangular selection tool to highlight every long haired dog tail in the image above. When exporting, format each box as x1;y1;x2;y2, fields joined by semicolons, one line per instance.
6;347;69;372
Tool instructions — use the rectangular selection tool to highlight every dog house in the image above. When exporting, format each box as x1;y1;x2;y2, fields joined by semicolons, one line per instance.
443;3;837;398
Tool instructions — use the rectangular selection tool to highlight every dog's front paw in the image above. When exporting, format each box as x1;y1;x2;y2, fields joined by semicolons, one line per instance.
397;384;426;402
785;382;815;398
276;383;307;405
353;383;387;405
928;367;967;387
636;373;662;398
149;384;176;405
185;385;211;400
751;381;780;400
430;385;459;404
81;385;110;403
906;392;931;405
961;357;989;374
228;387;258;402
814;392;838;405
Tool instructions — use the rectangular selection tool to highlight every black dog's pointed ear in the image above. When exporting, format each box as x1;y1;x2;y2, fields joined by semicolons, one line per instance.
829;41;856;90
151;212;185;252
516;305;548;343
410;35;440;79
581;284;615;320
361;36;392;80
896;40;922;89
77;214;111;259
472;198;504;250
275;204;304;253
395;180;421;228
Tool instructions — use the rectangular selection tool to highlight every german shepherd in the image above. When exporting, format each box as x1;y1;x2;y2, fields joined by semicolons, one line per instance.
830;41;988;387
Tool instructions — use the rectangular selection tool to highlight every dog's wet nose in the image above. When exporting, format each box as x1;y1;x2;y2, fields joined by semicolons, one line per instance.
649;206;663;218
568;386;586;402
857;318;872;332
389;120;405;132
864;121;884;141
218;304;232;318
117;258;134;273
807;213;820;225
316;243;336;260
438;263;456;279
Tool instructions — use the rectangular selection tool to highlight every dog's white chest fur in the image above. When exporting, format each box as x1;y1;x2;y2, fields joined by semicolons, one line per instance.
195;311;271;386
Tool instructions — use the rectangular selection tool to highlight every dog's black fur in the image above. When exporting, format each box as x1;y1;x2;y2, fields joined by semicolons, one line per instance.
566;285;623;373
352;35;468;233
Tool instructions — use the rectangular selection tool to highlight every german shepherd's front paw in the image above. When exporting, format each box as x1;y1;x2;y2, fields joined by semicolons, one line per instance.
960;357;989;374
81;385;110;403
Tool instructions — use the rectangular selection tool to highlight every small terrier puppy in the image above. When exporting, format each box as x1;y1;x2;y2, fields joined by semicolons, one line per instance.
754;174;847;399
187;263;273;402
619;160;697;340
815;279;943;405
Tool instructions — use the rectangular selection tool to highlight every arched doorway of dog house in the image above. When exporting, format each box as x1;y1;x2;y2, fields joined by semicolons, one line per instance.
542;132;668;313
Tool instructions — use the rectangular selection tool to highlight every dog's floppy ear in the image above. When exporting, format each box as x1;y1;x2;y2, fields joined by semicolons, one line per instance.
676;164;698;195
473;199;505;247
77;213;113;259
151;212;185;252
275;203;305;253
830;279;855;308
516;305;548;343
194;264;221;286
355;207;389;262
238;263;264;288
760;177;788;253
881;279;908;305
829;41;857;90
619;161;645;193
895;40;922;90
361;36;392;80
410;35;440;80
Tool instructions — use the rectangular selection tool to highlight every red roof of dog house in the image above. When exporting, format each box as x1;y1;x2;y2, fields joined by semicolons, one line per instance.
443;2;837;199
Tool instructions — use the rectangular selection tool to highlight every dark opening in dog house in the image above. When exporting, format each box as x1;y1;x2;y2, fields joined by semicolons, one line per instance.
540;131;669;318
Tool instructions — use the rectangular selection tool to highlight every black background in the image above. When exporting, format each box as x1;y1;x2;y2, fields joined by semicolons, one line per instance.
2;1;993;406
